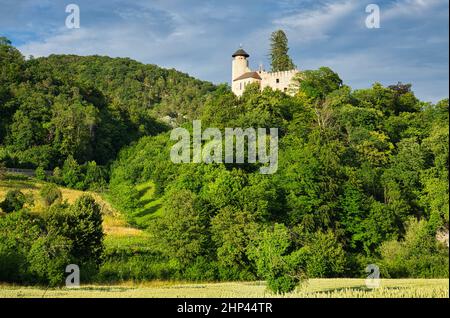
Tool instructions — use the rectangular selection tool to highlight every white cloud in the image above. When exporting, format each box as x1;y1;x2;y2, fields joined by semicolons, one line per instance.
300;49;448;103
272;0;360;42
17;8;229;82
384;0;444;20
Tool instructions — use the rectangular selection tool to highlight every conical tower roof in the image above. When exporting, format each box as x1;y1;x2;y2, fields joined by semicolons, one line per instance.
232;48;249;58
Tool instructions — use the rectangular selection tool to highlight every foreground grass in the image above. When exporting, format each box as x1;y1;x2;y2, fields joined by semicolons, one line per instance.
0;279;448;298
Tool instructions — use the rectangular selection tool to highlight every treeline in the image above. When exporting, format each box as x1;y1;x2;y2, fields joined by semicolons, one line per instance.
110;68;449;292
0;38;215;170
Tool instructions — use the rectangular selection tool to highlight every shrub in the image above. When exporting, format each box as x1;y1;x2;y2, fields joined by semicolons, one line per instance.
27;234;72;286
217;265;256;281
303;231;346;278
182;257;218;281
211;207;259;270
0;189;26;213
108;182;141;213
0;161;6;180
267;274;298;294
380;218;449;278
0;211;42;282
35;166;46;181
248;223;304;294
0;242;27;282
150;189;206;265
96;256;176;282
45;195;104;280
52;166;63;184
40;183;63;206
62;155;83;189
84;161;107;191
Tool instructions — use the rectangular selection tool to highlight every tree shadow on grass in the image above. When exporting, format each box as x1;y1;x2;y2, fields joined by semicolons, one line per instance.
137;185;151;197
133;202;163;218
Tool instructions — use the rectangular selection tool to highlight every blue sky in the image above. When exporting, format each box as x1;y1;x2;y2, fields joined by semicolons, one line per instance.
1;0;448;102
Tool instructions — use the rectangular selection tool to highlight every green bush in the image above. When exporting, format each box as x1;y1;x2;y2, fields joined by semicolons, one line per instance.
0;243;27;282
108;182;141;213
217;265;256;281
84;161;107;191
248;223;304;294
0;189;26;213
303;231;347;278
62;155;83;189
0;206;106;285
182;257;218;282
27;234;72;286
149;189;206;265
0;161;6;180
45;195;104;280
0;211;42;282
51;167;63;184
380;218;449;278
40;183;63;206
267;274;298;294
35;166;46;181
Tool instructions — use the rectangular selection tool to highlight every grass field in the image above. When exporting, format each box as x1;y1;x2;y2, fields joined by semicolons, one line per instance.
0;279;448;298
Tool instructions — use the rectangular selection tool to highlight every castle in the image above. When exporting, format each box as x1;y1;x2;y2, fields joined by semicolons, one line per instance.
231;48;299;96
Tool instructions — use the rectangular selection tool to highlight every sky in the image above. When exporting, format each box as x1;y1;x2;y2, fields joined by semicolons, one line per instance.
1;0;448;103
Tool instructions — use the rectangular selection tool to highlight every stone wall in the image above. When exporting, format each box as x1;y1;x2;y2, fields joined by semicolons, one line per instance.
260;69;299;94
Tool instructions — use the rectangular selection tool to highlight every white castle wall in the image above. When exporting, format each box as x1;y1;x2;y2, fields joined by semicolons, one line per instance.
232;77;260;97
259;70;299;94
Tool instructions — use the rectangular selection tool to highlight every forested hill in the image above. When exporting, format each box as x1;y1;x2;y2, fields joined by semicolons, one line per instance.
1;36;448;287
0;40;216;168
108;69;449;283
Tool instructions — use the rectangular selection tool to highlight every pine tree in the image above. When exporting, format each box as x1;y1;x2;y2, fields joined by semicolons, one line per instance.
269;30;296;72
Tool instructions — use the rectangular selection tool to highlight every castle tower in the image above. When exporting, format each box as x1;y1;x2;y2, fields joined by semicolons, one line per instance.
231;48;250;82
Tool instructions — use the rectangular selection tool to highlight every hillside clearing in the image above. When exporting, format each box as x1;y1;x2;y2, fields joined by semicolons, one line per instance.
0;175;144;238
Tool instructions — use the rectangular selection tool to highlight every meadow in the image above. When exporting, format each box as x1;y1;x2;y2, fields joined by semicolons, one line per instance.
0;279;448;298
0;175;138;237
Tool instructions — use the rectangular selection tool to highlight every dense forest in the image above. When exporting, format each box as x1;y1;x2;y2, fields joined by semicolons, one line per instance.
0;37;214;170
0;36;448;293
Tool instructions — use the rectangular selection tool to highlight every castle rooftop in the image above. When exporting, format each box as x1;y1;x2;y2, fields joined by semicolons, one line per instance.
233;71;261;81
232;48;250;58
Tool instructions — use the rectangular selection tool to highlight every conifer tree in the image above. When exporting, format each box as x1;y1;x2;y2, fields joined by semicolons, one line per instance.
269;30;296;72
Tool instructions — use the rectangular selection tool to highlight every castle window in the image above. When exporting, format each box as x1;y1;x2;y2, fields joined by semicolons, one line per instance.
240;82;242;90
276;78;280;83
